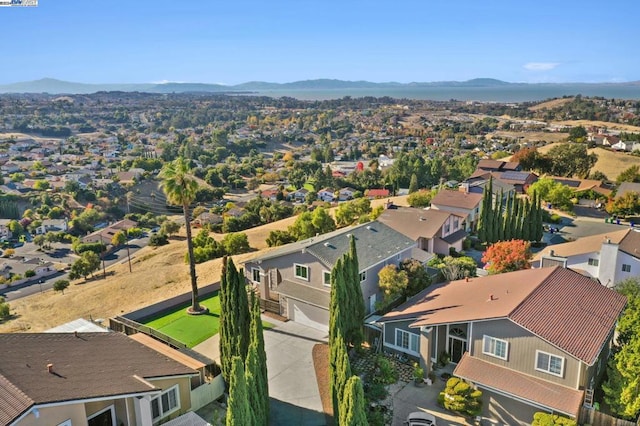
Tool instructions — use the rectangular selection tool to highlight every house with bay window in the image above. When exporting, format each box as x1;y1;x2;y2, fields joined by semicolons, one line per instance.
376;266;626;424
242;221;419;332
0;332;205;426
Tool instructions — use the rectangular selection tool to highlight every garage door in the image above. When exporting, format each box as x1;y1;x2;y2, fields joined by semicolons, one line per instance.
289;299;329;333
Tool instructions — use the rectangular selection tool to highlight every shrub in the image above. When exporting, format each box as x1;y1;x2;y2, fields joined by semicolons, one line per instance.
373;356;398;385
532;412;577;426
364;382;387;402
24;270;36;278
438;377;482;416
0;296;10;320
149;233;169;247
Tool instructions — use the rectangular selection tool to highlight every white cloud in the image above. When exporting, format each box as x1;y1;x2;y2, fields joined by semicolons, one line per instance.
523;62;560;71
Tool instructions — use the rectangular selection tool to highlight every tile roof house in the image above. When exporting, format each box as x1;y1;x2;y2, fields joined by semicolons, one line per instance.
377;207;466;256
532;229;640;286
376;266;626;423
429;189;483;231
616;182;640;199
242;221;417;332
476;159;521;172
0;332;200;426
548;176;613;198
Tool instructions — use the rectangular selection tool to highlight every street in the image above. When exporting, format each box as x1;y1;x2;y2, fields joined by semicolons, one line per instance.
0;235;150;301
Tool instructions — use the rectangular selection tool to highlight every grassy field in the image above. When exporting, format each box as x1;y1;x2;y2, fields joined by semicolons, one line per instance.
143;293;273;348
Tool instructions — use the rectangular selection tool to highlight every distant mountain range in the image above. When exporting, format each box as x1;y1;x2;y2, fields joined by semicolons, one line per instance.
1;77;639;95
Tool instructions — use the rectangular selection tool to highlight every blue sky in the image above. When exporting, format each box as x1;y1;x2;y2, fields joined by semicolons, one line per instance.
2;0;638;84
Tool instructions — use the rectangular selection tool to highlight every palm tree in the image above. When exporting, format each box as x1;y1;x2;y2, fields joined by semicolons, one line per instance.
159;157;203;313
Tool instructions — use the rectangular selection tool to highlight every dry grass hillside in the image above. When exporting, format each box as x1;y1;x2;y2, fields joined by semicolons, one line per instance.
528;98;574;111
534;143;640;181
0;195;410;333
553;120;640;133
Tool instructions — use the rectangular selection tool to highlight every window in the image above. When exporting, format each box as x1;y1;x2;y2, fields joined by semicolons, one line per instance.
622;264;631;273
58;421;72;426
252;268;261;283
395;329;419;354
482;335;508;360
535;351;564;377
323;271;331;287
454;219;459;229
294;264;309;280
444;224;450;233
151;386;180;421
359;271;366;282
588;258;599;266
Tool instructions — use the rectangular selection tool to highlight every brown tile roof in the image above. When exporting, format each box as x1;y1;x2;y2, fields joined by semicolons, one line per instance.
382;267;551;324
509;267;627;364
384;266;626;364
377;208;462;240
0;375;33;426
454;353;583;417
430;190;483;211
532;229;630;262
0;333;197;422
619;229;640;259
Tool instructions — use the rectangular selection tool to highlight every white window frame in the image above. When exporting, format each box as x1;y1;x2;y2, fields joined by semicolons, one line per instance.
151;385;181;422
395;328;420;355
482;335;508;360
87;405;116;426
588;258;599;266
58;421;72;426
622;264;631;273
535;350;564;377
323;271;331;287
252;267;261;283
294;263;309;281
359;271;366;282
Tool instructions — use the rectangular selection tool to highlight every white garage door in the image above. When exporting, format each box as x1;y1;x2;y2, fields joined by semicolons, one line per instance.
290;299;329;333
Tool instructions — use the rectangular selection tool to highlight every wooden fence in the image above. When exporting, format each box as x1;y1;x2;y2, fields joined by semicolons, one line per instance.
579;407;639;426
109;316;187;350
259;298;281;315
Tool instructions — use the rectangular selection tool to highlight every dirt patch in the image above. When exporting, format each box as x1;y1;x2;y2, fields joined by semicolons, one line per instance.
553;119;640;133
487;130;568;144
312;343;333;425
528;98;574;111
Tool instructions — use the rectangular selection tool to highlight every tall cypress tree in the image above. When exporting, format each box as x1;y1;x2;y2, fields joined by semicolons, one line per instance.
514;198;524;240
503;193;513;241
521;198;531;242
227;357;252;426
246;291;269;425
496;190;505;242
534;191;544;242
219;257;251;383
478;179;492;243
345;235;365;348
332;333;352;422
339;376;368;426
329;258;346;419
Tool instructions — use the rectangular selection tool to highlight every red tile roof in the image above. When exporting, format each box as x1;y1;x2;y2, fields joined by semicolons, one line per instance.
454;353;583;417
0;375;33;426
509;267;627;364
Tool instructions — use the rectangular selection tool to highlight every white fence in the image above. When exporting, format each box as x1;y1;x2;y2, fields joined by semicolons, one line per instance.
191;375;225;411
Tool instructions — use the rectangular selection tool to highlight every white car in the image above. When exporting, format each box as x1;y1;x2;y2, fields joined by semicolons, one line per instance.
405;411;437;426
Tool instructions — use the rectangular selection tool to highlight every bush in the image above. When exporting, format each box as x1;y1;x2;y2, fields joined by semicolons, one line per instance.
532;412;577;426
373;356;399;385
149;233;169;247
438;377;482;416
24;270;36;278
0;296;10;320
364;382;387;402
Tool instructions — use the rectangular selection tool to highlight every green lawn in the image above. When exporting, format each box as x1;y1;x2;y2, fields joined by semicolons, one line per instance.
143;293;273;348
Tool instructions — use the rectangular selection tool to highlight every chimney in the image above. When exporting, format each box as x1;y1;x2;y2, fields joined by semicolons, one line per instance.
74;331;78;338
465;276;469;282
488;294;494;301
549;249;555;257
47;363;54;374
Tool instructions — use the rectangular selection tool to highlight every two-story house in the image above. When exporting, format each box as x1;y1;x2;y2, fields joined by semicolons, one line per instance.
532;229;640;287
429;189;483;231
242;221;418;332
377;207;466;255
376;266;626;423
0;332;203;426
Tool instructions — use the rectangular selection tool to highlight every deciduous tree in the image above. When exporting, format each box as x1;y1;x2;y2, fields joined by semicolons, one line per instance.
482;240;531;274
53;279;70;294
377;265;409;309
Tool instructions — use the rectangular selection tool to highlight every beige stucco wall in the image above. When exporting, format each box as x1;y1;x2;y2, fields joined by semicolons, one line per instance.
15;404;86;426
147;376;192;421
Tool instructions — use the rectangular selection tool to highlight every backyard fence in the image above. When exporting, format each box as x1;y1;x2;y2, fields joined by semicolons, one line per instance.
579;407;638;426
259;298;281;315
109;316;187;350
190;375;225;411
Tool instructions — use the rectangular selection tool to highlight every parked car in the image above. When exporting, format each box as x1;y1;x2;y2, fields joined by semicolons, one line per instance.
405;411;437;426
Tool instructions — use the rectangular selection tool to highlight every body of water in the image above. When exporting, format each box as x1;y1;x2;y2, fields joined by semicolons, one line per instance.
253;84;640;102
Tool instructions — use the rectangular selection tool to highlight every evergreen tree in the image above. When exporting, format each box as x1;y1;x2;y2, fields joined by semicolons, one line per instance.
477;179;492;242
345;235;365;348
247;291;269;425
496;190;505;242
332;334;352;422
219;257;252;383
329;258;346;418
533;191;544;242
227;357;252;426
409;173;419;193
503;193;513;241
511;196;521;240
339;376;368;426
522;198;531;241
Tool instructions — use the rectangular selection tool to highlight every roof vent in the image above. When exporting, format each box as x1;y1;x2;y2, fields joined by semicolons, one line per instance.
487;294;495;302
324;242;331;248
346;234;352;238
366;225;372;230
47;363;54;374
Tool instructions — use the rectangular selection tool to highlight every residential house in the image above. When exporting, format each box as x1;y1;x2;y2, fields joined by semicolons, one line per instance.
192;212;223;228
0;332;202;426
377;207;466;255
376;267;626;423
366;188;390;199
338;187;357;201
495;170;538;194
242;221;418;332
260;187;280;201
0;257;57;285
429;190;483;231
548;176;613;198
616;182;640;200
290;188;309;202
35;219;68;235
81;219;138;248
611;140;631;151
475;159;521;173
0;219;12;240
532;229;640;286
460;172;516;199
317;188;335;202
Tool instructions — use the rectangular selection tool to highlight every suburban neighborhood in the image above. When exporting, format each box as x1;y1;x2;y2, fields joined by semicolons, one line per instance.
0;91;640;426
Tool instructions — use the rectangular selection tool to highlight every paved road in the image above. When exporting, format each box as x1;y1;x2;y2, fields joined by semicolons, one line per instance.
0;236;150;301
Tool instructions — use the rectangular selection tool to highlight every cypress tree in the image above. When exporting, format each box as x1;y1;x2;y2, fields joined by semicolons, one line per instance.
409;173;419;193
219;257;233;382
246;291;269;425
345;235;365;348
339;376;368;426
332;334;351;422
227;357;252;426
496;190;505;242
477;180;492;242
534;191;544;242
329;258;346;419
503;193;513;241
514;198;524;240
521;198;531;242
234;261;251;363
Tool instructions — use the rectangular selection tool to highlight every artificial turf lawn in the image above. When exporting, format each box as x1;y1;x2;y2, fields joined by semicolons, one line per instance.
143;293;272;348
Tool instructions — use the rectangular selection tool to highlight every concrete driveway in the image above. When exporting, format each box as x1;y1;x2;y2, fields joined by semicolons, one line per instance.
392;380;469;426
264;319;328;426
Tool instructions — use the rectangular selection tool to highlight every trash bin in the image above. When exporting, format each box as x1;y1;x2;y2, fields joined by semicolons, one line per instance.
617;219;621;225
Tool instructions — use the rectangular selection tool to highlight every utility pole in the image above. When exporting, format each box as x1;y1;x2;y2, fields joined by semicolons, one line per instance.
101;232;106;279
126;230;132;273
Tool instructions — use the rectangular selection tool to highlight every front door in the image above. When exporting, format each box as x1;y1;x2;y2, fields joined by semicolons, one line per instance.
448;337;467;363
